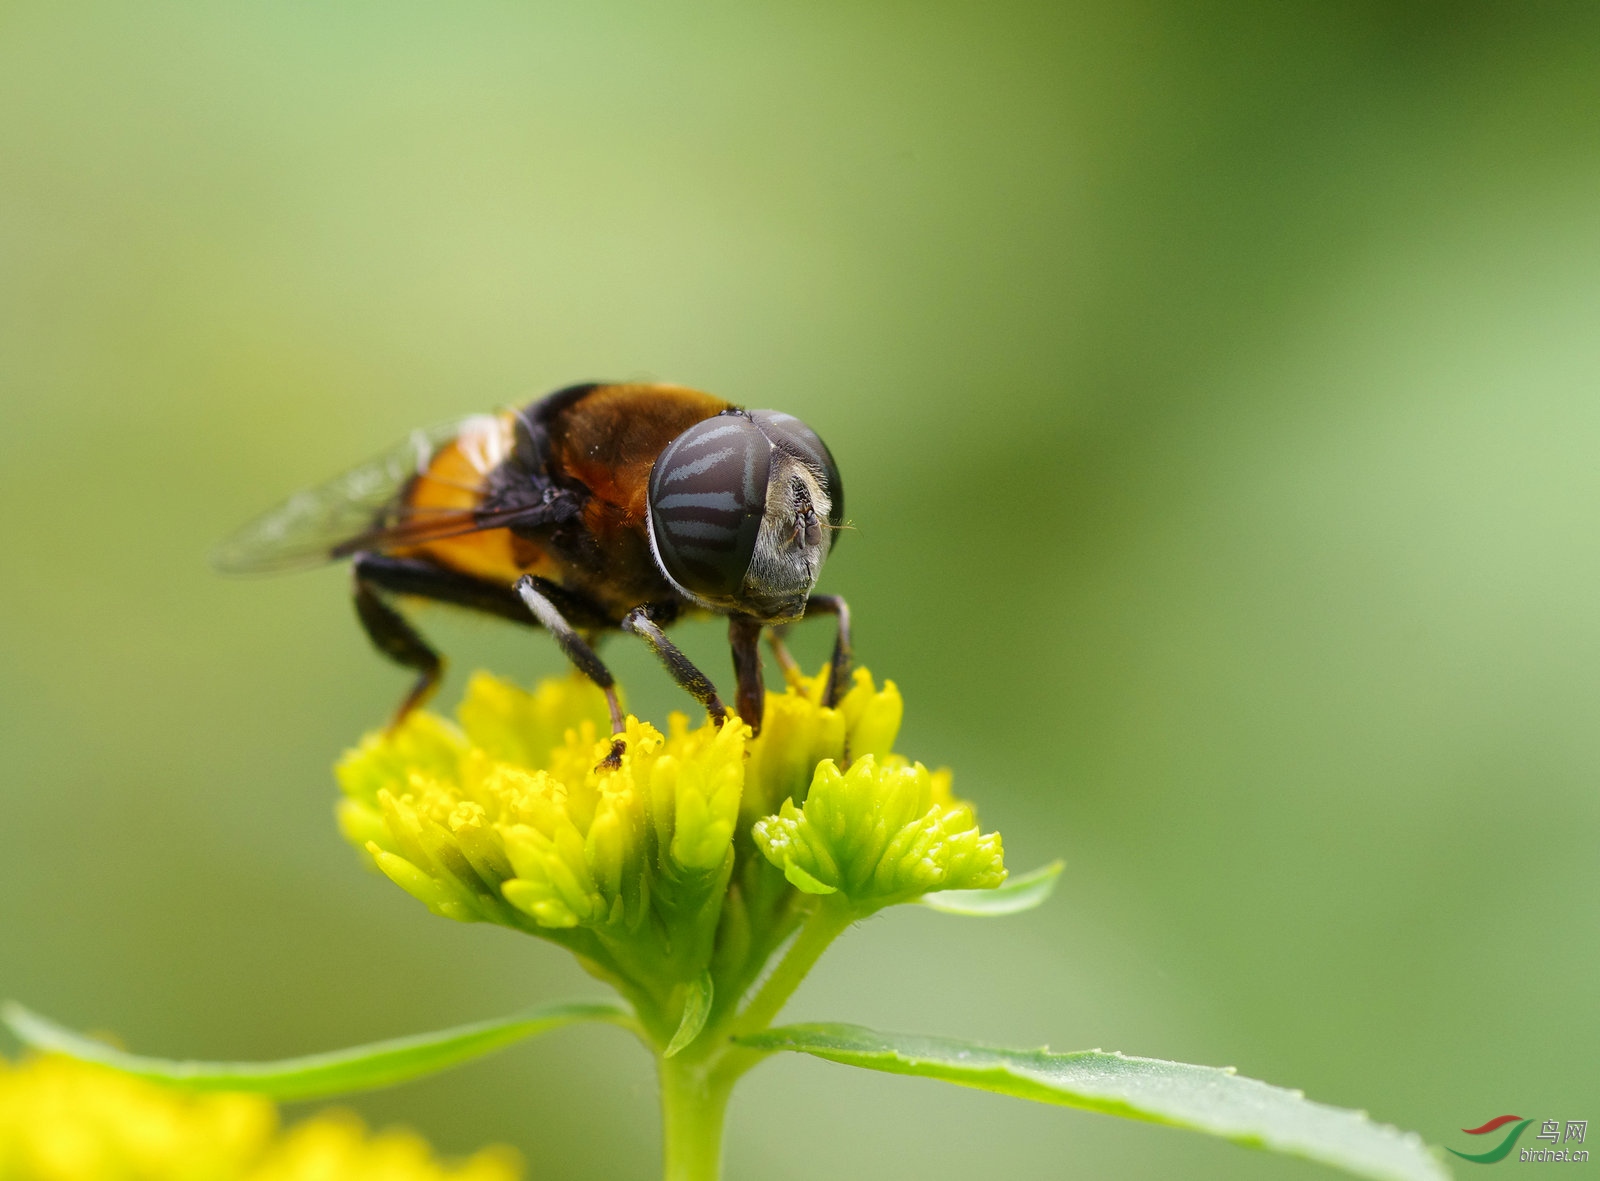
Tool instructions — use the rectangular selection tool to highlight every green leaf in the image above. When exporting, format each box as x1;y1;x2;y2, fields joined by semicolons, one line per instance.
739;1024;1448;1181
663;972;713;1059
921;860;1063;916
2;999;631;1102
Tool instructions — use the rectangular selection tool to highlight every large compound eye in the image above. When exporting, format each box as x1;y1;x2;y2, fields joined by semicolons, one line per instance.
749;410;844;530
648;413;773;601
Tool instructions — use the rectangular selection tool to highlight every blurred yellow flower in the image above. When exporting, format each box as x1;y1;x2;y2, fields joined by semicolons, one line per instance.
0;1054;519;1181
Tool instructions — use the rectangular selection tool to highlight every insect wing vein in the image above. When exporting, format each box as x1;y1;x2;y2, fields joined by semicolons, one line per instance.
211;417;502;574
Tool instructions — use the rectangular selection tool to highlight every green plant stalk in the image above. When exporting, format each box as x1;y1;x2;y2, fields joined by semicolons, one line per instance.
652;898;858;1180
658;1053;737;1181
723;898;855;1047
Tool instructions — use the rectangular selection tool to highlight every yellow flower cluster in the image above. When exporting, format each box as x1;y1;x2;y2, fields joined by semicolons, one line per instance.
337;665;1003;949
337;671;745;933
0;1054;518;1181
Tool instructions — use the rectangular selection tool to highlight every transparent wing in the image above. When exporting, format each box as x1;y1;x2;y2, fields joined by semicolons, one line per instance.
212;416;514;575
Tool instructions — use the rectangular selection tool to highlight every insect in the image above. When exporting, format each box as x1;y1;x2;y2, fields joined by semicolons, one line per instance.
214;382;851;761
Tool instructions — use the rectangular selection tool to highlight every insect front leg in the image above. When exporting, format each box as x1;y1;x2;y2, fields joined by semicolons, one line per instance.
804;594;853;708
621;605;729;729
514;575;628;768
728;614;765;734
764;624;804;687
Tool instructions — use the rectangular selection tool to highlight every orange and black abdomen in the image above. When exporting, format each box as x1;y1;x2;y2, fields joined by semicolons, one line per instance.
389;409;535;583
392;383;732;623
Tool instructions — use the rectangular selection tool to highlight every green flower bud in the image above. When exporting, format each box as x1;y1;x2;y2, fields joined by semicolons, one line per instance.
751;755;1005;910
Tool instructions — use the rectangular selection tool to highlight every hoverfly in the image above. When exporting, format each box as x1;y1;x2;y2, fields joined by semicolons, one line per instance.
215;382;850;762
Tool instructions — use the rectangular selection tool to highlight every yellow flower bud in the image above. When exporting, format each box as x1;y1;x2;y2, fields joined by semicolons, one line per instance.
654;715;747;872
740;668;904;820
836;668;904;759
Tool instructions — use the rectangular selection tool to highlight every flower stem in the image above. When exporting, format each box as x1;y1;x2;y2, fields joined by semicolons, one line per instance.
731;899;854;1039
659;1054;735;1181
653;901;855;1179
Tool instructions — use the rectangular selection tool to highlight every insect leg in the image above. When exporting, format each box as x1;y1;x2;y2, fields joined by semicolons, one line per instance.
354;550;617;625
621;606;729;729
513;576;627;766
805;594;853;708
728;614;765;734
352;554;623;757
351;560;445;729
764;625;804;686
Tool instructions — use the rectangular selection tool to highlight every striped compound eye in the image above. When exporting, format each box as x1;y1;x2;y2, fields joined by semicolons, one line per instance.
747;410;844;532
648;413;772;601
647;410;843;606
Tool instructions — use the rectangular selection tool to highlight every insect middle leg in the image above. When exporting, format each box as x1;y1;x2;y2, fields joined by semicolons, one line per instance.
621;605;729;729
513;575;627;766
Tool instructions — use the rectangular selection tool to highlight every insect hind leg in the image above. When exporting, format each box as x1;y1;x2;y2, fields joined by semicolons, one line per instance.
351;564;445;729
352;553;620;748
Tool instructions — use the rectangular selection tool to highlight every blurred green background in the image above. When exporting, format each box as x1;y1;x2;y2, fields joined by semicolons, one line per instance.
3;3;1598;1177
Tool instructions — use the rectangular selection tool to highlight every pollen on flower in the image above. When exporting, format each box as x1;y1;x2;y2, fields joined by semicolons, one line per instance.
0;1054;519;1181
337;674;754;936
